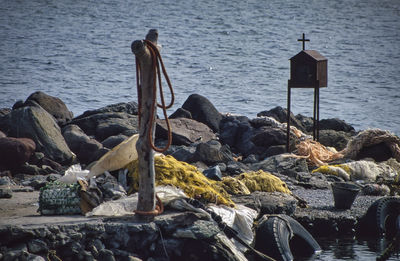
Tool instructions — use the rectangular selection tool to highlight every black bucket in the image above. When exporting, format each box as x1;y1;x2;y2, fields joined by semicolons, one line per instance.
331;182;360;209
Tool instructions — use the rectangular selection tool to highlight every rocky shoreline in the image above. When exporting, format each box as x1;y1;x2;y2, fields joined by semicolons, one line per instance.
1;91;400;261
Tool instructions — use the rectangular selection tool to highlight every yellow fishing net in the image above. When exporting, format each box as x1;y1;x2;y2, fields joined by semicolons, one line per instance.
126;155;235;207
126;155;292;207
236;170;291;194
220;176;251;195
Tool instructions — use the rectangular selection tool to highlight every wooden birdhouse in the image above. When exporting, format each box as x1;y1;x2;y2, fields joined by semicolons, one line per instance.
288;50;327;88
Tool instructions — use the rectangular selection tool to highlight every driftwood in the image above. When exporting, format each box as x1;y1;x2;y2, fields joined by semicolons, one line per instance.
131;29;159;213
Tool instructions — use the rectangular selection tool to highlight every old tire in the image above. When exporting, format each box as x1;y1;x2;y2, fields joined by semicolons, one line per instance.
255;214;321;261
359;197;400;237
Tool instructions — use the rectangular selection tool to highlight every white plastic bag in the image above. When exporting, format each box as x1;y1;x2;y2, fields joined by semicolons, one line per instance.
58;164;89;184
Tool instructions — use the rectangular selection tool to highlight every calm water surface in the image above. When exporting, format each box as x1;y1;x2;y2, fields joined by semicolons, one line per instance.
0;1;400;257
0;0;399;135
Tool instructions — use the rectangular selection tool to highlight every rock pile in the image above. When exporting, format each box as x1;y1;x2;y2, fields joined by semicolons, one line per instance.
1;91;399;261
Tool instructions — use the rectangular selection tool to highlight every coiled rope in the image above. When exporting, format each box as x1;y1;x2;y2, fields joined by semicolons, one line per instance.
136;39;174;153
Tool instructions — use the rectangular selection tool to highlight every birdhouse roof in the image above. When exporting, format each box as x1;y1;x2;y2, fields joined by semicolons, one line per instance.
290;50;327;61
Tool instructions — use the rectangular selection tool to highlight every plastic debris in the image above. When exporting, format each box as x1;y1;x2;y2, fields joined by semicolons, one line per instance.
88;134;139;179
58;164;89;184
86;186;188;217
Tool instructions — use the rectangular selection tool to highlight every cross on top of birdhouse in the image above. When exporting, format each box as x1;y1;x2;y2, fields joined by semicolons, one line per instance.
298;33;310;50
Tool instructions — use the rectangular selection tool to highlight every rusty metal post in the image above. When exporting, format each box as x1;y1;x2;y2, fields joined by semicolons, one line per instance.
286;82;291;152
131;29;159;213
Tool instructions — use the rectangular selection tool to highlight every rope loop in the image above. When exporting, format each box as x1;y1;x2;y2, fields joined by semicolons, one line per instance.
136;39;175;153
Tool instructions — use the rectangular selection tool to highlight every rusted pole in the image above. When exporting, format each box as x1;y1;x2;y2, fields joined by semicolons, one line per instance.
131;29;159;213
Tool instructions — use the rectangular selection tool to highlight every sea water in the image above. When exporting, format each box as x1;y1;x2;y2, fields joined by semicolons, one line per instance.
0;0;399;135
1;0;400;258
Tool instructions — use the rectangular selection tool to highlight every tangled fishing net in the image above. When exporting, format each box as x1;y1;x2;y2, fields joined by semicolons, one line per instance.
126;155;235;206
295;139;344;166
342;129;400;162
126;155;292;207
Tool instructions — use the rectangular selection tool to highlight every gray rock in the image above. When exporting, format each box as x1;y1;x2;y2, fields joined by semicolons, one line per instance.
219;115;256;156
169;145;196;163
0;187;12;198
27;239;48;254
21;175;48;190
242;154;259;164
3;250;23;261
76;102;138;118
225;160;249;176
0;130;6;138
62;124;91;153
194;140;233;165
173;220;219;239
252;154;309;178
98;249;116;261
78;139;104;165
18;164;56;176
262;145;286;158
203;165;222;181
0;176;16;186
69;112;138;142
320;118;355;133
318;129;353;151
181;94;222;132
295;114;314;133
3;105;74;165
257;106;306;132
25;91;73;126
156;118;216;146
251;127;287;148
232;191;298;217
101;134;128;149
295;172;330;189
169;108;192;119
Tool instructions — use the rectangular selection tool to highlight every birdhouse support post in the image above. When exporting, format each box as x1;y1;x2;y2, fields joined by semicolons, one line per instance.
131;31;158;213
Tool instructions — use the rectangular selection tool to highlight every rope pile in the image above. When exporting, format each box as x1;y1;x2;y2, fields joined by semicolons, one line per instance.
295;139;344;166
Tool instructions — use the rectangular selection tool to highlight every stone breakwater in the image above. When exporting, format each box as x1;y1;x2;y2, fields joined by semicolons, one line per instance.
0;91;399;260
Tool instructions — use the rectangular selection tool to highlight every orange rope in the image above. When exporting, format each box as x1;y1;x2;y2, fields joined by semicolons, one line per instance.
136;40;175;153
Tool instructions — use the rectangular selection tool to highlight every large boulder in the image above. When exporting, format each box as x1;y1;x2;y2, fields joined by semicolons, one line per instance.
318;130;353;151
219;115;256;156
62;124;91;153
69;112;139;142
0;137;36;170
76;101;138;118
251;127;287;149
194;140;233;165
25;91;73;126
257;106;306;132
181;94;222;132
62;124;106;164
3;105;74;165
156;118;216;146
319;118;355;133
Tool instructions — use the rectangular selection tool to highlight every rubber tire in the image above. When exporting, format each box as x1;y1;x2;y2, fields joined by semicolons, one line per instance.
255;214;321;261
360;197;400;236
